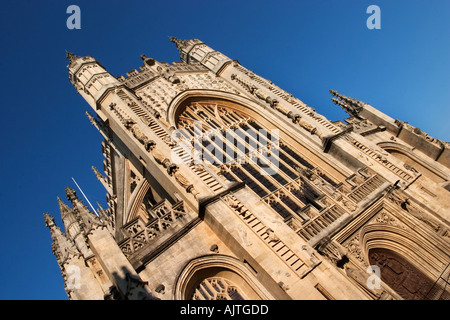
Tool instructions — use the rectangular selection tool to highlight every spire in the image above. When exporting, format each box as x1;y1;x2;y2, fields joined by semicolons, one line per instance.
44;213;79;267
65;51;90;65
96;201;115;233
66;51;77;61
169;36;187;51
59;190;97;257
329;89;367;119
58;196;84;242
65;186;105;233
169;37;204;63
86;111;99;127
66;51;85;71
58;196;72;215
92;165;113;194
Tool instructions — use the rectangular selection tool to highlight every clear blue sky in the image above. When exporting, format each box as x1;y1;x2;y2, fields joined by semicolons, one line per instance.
0;0;448;299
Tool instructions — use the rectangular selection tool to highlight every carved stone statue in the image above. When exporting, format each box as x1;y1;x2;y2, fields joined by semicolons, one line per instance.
287;112;324;139
149;145;167;165
124;119;153;151
173;169;192;189
262;228;280;243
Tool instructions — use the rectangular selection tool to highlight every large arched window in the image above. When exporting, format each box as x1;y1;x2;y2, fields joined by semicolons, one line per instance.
173;97;341;225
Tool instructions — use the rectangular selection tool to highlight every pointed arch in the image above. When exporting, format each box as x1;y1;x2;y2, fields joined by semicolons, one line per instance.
173;254;275;300
360;224;447;277
377;141;449;184
359;223;450;299
167;89;276;130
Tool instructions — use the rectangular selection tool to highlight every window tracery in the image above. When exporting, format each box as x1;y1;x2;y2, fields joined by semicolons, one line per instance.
191;277;245;300
176;101;339;224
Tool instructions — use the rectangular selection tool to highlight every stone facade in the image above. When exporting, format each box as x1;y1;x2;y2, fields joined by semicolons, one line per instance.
44;39;450;300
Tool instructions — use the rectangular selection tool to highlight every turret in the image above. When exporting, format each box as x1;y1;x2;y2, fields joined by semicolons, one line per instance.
66;52;121;110
170;37;231;73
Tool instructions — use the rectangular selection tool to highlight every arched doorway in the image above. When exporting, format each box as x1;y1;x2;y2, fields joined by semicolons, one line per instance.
360;224;450;300
368;248;437;300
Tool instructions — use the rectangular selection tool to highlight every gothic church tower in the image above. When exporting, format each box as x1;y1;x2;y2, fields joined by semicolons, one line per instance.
44;38;450;300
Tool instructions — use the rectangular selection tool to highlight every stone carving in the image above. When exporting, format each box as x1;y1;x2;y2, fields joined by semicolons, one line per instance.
156;65;180;84
162;135;177;147
124;119;153;151
262;228;280;243
173;168;191;189
301;245;321;266
193;163;205;172
329;89;365;118
345;235;364;262
149;144;168;165
373;211;401;228
230;74;278;107
253;88;278;108
210;244;219;253
404;201;448;237
287;112;324;140
319;241;348;267
146;139;199;199
403;163;419;174
341;199;358;212
154;284;165;295
344;267;390;299
123;273;155;300
171;167;199;199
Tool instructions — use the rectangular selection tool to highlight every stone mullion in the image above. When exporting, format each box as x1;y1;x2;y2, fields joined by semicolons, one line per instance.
217;110;238;128
220;111;309;214
196;103;218;121
275;151;329;210
219;110;250;133
203;279;218;299
188;104;230;134
282;180;308;209
229;125;294;191
218;164;241;184
263;185;307;221
202;106;297;193
194;288;206;300
202;129;236;165
217;126;282;196
230;137;305;214
179;118;232;167
224;162;273;197
184;105;215;132
233;125;298;186
215;131;274;196
277;144;311;173
222;108;243;124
